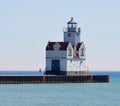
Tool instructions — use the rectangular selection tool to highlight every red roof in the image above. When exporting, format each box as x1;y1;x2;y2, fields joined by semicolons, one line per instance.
73;55;79;59
46;42;69;50
73;53;79;59
76;42;82;51
46;41;83;51
46;41;84;59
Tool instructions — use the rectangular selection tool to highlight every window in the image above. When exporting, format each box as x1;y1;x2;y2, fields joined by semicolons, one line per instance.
81;48;84;56
77;32;79;36
71;24;73;27
68;33;71;37
53;43;60;51
68;47;72;56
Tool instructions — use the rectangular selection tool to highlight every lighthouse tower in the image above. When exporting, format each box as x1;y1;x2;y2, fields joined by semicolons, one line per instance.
64;17;81;46
45;18;87;75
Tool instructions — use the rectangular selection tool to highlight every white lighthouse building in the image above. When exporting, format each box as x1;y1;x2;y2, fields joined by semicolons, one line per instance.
45;18;87;75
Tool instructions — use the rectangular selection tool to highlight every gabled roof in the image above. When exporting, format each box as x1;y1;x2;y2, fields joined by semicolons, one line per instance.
46;41;84;51
46;42;69;50
76;42;82;51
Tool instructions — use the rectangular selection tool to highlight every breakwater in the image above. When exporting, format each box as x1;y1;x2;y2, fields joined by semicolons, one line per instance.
0;75;109;84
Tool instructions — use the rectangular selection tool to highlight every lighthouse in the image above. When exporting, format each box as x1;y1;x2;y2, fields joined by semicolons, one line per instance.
45;18;87;75
64;17;81;46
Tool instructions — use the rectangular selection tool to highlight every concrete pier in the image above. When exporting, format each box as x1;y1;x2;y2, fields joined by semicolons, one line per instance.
0;75;109;84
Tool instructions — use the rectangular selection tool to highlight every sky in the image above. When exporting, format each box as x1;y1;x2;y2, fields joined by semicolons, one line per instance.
0;0;120;71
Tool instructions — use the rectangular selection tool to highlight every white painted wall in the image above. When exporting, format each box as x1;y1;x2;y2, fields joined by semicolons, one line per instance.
79;43;86;60
80;61;85;71
64;32;76;46
67;43;73;59
60;59;67;71
46;50;67;71
67;59;81;71
46;58;51;71
46;51;67;58
46;42;86;72
64;31;80;46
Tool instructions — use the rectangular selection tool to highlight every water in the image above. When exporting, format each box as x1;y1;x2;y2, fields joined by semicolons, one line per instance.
0;71;120;106
0;71;45;76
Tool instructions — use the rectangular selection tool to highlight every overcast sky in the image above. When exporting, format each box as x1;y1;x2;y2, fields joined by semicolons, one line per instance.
0;0;120;71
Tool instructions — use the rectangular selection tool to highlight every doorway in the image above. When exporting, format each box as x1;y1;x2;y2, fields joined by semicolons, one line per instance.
52;60;60;72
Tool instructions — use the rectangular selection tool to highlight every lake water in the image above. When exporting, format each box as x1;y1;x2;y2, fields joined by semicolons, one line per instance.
0;71;119;106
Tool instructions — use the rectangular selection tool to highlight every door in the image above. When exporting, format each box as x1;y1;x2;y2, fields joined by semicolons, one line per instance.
52;60;60;71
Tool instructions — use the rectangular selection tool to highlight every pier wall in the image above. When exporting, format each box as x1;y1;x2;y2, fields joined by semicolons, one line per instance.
0;75;109;84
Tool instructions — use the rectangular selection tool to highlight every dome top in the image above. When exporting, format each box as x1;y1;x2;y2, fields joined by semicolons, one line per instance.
67;17;77;24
